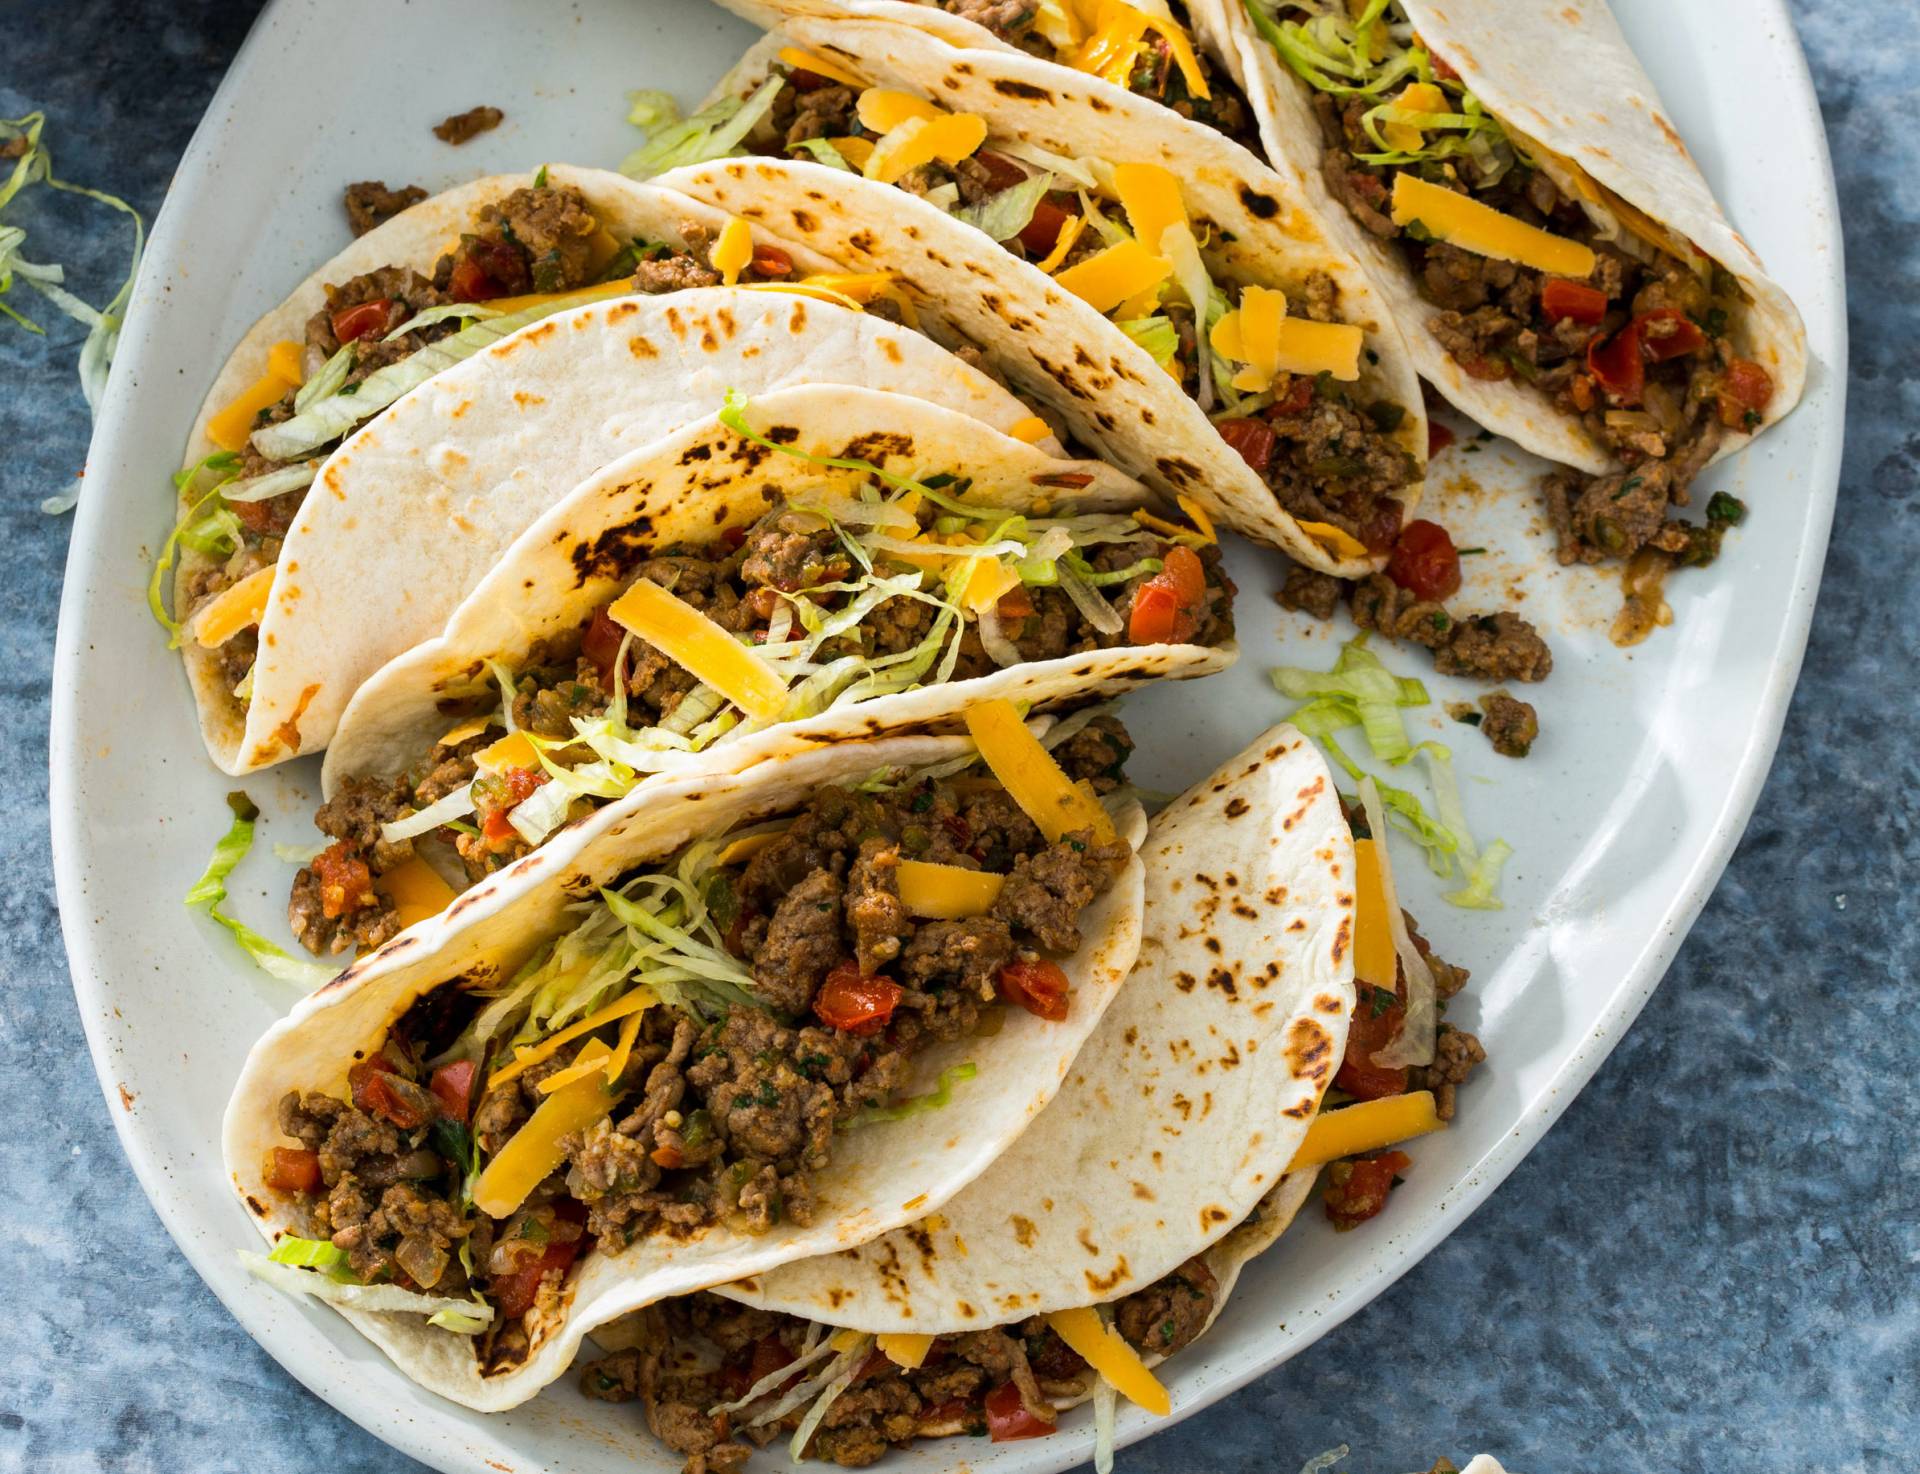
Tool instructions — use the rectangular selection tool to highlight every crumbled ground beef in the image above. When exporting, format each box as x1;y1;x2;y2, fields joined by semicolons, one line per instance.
579;1249;1222;1472
1410;1025;1488;1122
433;105;504;146
1476;690;1538;758
1348;574;1552;683
1277;564;1343;621
342;180;426;236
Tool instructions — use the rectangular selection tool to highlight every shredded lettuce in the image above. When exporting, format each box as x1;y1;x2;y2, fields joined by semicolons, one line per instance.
293;343;351;412
1117;314;1179;368
0;111;145;469
267;1236;354;1279
271;839;329;865
622;74;784;178
240;1251;494;1328
186;792;338;989
788;1337;874;1459
1445;837;1511;910
955;172;1054;243
845;1062;978;1128
1298;1447;1351;1474
1093;1369;1119;1474
627;89;681;130
788;136;856;172
382;300;500;341
222;461;316;504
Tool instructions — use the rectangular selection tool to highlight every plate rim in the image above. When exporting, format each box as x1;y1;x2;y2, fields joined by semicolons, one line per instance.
48;0;1847;1469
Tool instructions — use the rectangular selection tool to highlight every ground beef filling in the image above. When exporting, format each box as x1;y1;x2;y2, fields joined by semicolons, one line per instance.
578;1256;1219;1472
183;191;785;692
1278;566;1552;686
342;180;427;236
1309;90;1765;562
432;105;504;146
290;502;1222;953
270;744;1132;1356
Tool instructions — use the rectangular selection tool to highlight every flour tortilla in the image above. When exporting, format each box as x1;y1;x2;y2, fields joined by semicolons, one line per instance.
659;19;1429;574
223;730;1147;1411
178;165;1054;776
1194;0;1807;472
322;383;1235;806
718;722;1352;1331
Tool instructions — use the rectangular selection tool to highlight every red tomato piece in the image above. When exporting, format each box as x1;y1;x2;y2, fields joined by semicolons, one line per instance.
1635;307;1707;362
1385;519;1462;602
786;67;831;93
971;151;1031;194
1426;421;1456;457
312;841;376;921
750;1333;798;1388
428;1060;477;1125
1538;278;1607;326
1716;358;1775;428
721;524;749;550
1267;375;1317;418
581;604;626;678
985;1381;1057;1441
1323;1149;1413;1231
348;1059;432;1130
1586;320;1645;403
476;767;546;851
490;1235;584;1320
330;298;393;345
264;1146;322;1193
1356;496;1406;554
650;1143;686;1170
751;244;794;278
447;238;529;303
813;961;904;1035
1017;198;1075;259
1126;544;1207;646
996;585;1035;621
1457;352;1512;382
997;958;1071;1022
1215;416;1276;475
1335;983;1410;1101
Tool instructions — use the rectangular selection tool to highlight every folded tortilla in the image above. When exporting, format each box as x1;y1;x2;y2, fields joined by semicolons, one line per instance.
224;729;1147;1410
1195;0;1807;472
720;721;1352;1330
174;164;1053;776
320;384;1236;836
658;19;1431;575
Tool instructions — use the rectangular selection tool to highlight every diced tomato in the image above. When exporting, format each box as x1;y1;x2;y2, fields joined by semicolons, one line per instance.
751;244;794;278
997;958;1071;1022
1215;416;1276;475
1636;307;1707;362
1385;519;1462;602
984;1381;1056;1441
1567;373;1597;413
1356;496;1405;555
1335;984;1409;1101
312;841;376;921
448;237;529;303
722;524;749;550
428;1060;477;1125
996;585;1035;621
349;1059;432;1130
264;1146;322;1193
477;767;547;850
1426;421;1456;457
581;604;626;678
1586;320;1645;403
813;961;904;1035
1716;357;1774;429
1323;1149;1412;1231
1127;543;1208;646
971;151;1031;194
1457;352;1512;382
1031;470;1095;489
1267;375;1317;418
748;1333;798;1389
488;1203;588;1319
1429;48;1459;82
1539;278;1607;326
1017;198;1075;260
650;1143;686;1170
786;67;832;92
330;298;393;344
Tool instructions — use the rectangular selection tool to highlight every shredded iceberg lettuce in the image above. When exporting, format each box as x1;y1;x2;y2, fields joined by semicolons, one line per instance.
955;172;1054;243
186;792;337;989
241;1251;493;1328
621;75;784;178
787;136;857;172
626;89;681;130
1117;314;1179;368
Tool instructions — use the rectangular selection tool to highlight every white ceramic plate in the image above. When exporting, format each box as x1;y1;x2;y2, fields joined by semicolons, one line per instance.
50;0;1843;1469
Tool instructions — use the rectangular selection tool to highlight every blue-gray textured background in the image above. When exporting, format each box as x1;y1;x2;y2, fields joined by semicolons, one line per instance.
2;3;1912;1471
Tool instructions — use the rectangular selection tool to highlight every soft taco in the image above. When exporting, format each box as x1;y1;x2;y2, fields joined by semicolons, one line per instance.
295;385;1235;957
224;720;1148;1410
650;19;1432;575
162;163;1055;775
1196;0;1807;561
568;726;1462;1470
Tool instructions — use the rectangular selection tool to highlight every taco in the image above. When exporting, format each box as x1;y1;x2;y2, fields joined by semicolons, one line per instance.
1196;0;1807;562
163;164;1055;775
224;720;1147;1409
571;725;1457;1470
650;18;1432;575
295;385;1235;957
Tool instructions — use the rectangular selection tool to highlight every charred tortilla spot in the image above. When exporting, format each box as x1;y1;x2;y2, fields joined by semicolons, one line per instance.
1224;797;1250;818
840;432;914;464
1085;1257;1130;1293
1088;95;1112;113
568;515;656;588
1286;1017;1334;1082
849;229;877;253
791;208;817;232
1154;455;1203;488
628;335;658;359
1174;970;1198;992
992;79;1051;101
1330;913;1351;965
1238;186;1280;220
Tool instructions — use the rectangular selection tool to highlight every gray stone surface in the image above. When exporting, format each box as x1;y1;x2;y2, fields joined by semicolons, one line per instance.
1;2;1911;1471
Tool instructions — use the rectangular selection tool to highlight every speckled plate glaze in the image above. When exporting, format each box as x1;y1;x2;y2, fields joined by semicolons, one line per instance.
49;1;1843;1470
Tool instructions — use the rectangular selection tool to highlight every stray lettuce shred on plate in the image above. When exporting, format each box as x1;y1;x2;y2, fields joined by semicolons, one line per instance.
186;792;337;989
1274;635;1512;909
1;112;145;510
